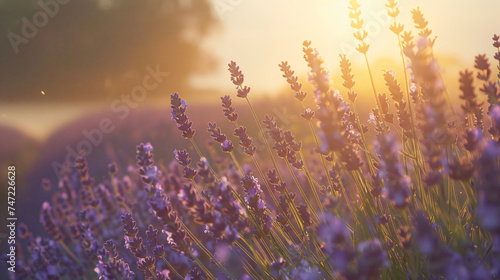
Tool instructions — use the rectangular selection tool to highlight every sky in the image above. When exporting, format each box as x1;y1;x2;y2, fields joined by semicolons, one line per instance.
192;0;500;95
1;0;499;140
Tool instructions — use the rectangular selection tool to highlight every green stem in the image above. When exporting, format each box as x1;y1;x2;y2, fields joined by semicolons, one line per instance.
187;250;216;280
148;268;158;280
229;151;244;175
363;52;384;122
180;222;236;280
250;155;302;240
301;101;335;194
245;97;284;181
58;240;81;265
161;256;184;279
285;162;320;224
298;151;325;219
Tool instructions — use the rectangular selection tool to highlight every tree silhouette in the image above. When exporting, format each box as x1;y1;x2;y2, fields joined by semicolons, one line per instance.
0;0;219;102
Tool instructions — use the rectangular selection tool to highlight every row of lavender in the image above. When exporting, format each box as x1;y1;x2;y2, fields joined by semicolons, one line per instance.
6;0;500;279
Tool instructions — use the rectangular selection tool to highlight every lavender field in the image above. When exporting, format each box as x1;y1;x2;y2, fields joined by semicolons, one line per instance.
1;0;500;279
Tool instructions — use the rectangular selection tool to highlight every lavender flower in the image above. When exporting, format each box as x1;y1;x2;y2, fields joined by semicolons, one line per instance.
300;108;315;120
228;61;250;98
480;81;499;113
148;191;191;253
40;202;64;241
384;70;412;137
348;0;370;54
463;128;483;151
476;140;500;234
75;155;96;192
241;174;272;236
221;95;239;122
275;195;292;233
171;92;195;139
174;149;192;167
303;44;360;170
297;203;311;227
317;213;354;274
474;54;491;81
278;61;308;101
376;134;411;208
448;158;474;181
266;168;287;194
179;183;215;225
493;34;500;80
290;259;322;280
233;126;256;156
95;240;135;280
14;23;500;280
207;122;227;144
339;54;356;97
412;211;454;275
411;7;434;42
459;69;482;116
356;239;388;278
221;140;234;153
488;105;500;139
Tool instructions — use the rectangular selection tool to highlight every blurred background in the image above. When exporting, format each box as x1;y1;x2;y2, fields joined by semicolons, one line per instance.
0;0;499;272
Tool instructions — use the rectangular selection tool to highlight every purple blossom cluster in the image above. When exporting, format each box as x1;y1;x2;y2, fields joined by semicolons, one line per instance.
7;4;500;279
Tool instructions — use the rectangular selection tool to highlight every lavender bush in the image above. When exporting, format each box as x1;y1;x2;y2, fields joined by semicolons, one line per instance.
6;1;500;279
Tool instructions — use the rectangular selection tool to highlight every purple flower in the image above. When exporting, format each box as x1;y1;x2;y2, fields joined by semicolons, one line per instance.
137;256;157;277
448;158;474;181
40;202;63;241
234;126;256;156
183;167;197;180
301;108;315;120
356;239;389;278
270;257;286;278
103;240;119;259
153;245;165;259
221;140;234;153
241;174;271;235
221;95;239;122
459;69;482;114
463;128;483;151
476;140;500;234
237;86;250;98
148;191;191;253
228;61;251;98
145;225;158;247
412;211;455;276
207;122;227;144
290;259;322;280
121;213;138;238
278;61;308;101
297;204;311;227
488;105;500;138
303;41;330;93
174;149;192;167
474;54;491;81
318;213;351;258
228;61;244;86
171;93;196;139
136;142;154;168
